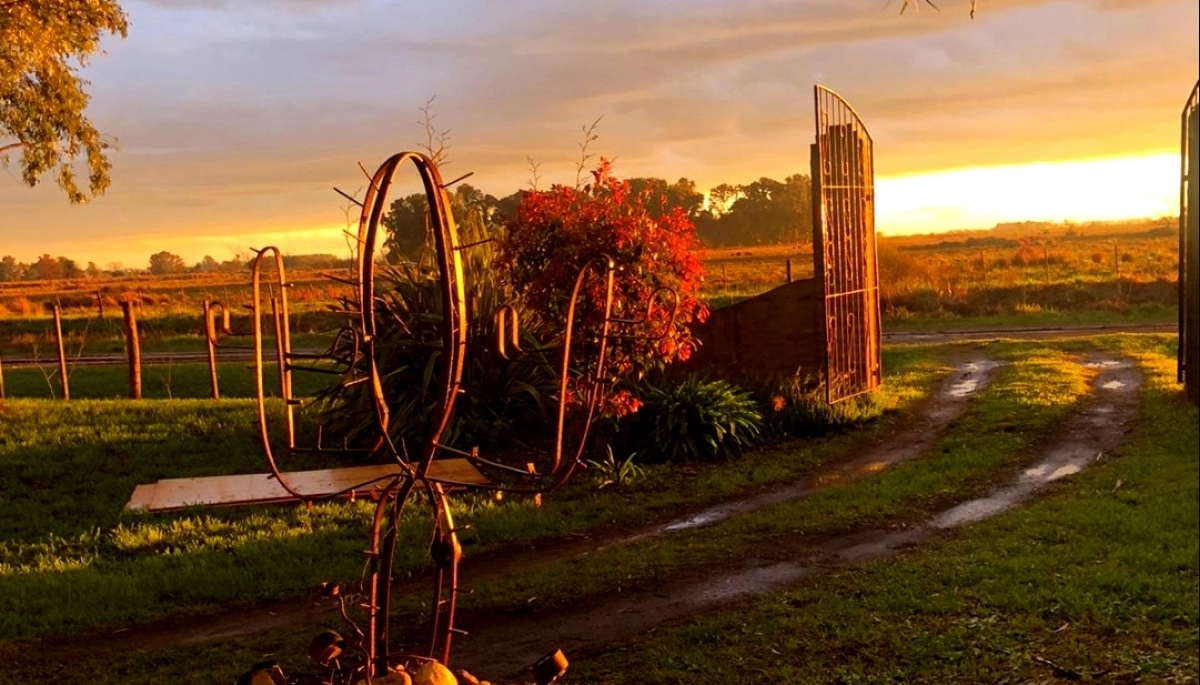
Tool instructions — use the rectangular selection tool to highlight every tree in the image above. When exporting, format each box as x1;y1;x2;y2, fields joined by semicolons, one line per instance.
148;251;186;275
1;0;129;203
0;255;21;281
28;253;64;280
382;183;507;262
382;192;431;261
627;177;705;221
58;255;80;278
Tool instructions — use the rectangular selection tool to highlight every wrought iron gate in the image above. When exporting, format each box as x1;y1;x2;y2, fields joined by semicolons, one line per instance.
811;85;882;403
1180;80;1199;400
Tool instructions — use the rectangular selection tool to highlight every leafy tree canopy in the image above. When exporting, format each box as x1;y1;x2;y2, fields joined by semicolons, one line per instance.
1;0;128;203
148;250;186;275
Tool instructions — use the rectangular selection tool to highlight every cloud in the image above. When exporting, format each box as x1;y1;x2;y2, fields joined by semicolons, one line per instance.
2;0;1197;264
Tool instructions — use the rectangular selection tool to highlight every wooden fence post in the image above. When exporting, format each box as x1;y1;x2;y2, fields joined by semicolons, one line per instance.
786;258;793;283
122;300;142;400
53;304;70;401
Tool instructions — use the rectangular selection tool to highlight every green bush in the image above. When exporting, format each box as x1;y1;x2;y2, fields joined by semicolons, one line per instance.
315;214;558;454
618;375;762;464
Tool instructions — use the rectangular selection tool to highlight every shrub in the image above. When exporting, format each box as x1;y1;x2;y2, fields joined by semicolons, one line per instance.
316;211;558;454
496;159;707;383
617;375;762;464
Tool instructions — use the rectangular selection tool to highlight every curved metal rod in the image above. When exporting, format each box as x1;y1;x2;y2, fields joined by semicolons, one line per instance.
354;152;467;474
607;286;681;341
494;304;523;361
351;152;468;677
483;255;617;488
203;299;234;346
364;474;415;678
250;245;309;500
202;298;256;350
423;480;462;666
547;255;615;477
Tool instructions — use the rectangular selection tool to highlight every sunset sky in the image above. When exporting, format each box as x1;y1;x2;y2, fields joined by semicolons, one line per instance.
1;0;1197;268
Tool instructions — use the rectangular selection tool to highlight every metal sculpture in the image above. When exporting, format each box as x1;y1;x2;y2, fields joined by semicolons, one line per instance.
811;84;882;404
1180;80;1198;402
200;151;677;682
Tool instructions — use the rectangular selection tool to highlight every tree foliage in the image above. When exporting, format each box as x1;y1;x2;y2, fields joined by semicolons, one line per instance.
382;183;519;262
694;174;813;246
147;250;186;275
0;0;128;203
496;159;708;382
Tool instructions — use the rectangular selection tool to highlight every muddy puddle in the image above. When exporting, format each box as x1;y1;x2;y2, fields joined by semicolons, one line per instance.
454;357;1140;678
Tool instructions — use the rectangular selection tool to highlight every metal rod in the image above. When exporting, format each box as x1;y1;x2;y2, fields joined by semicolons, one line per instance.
203;300;220;400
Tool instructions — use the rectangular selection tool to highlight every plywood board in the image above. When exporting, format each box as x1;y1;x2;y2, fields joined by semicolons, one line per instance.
125;459;489;513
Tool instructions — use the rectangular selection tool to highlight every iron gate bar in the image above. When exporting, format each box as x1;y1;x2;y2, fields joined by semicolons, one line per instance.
813;84;882;404
1179;80;1199;388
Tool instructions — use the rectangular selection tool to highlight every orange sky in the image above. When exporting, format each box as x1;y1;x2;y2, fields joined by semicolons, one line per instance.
1;0;1197;267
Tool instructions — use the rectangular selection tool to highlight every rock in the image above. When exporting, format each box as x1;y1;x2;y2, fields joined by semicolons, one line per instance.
412;661;458;685
352;672;412;685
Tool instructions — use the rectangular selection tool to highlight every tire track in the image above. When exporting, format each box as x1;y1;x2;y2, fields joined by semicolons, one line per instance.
451;356;1140;679
10;357;999;667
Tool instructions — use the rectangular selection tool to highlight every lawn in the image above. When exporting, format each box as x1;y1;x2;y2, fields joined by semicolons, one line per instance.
0;334;1192;685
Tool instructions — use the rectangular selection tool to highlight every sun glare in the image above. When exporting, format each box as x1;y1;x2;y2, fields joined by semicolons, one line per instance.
875;152;1180;235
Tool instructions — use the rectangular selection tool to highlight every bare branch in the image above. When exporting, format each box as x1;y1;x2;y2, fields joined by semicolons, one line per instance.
526;155;542;191
574;115;603;190
418;96;452;168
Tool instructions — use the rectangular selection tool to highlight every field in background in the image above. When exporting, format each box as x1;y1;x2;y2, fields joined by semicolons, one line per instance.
0;217;1181;365
701;217;1179;325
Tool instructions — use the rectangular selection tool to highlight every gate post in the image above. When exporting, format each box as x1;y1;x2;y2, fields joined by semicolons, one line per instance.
1181;81;1199;403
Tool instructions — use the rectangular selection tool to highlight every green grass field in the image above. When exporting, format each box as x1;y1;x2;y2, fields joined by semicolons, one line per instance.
0;334;1193;684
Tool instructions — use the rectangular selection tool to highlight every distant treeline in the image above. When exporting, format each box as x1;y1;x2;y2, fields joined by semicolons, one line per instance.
383;175;816;258
0;251;351;283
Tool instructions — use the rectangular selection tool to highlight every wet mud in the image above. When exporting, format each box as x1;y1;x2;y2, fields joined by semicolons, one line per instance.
621;358;1003;544
451;356;1140;678
15;354;1143;683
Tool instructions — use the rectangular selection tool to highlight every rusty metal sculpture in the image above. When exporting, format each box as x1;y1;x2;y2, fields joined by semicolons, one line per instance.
196;151;674;682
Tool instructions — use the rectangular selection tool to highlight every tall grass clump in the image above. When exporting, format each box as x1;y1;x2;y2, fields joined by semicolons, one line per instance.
755;374;887;438
614;374;763;464
315;212;557;454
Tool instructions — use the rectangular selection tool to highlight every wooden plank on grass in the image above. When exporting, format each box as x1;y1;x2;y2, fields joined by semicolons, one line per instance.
125;459;489;512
